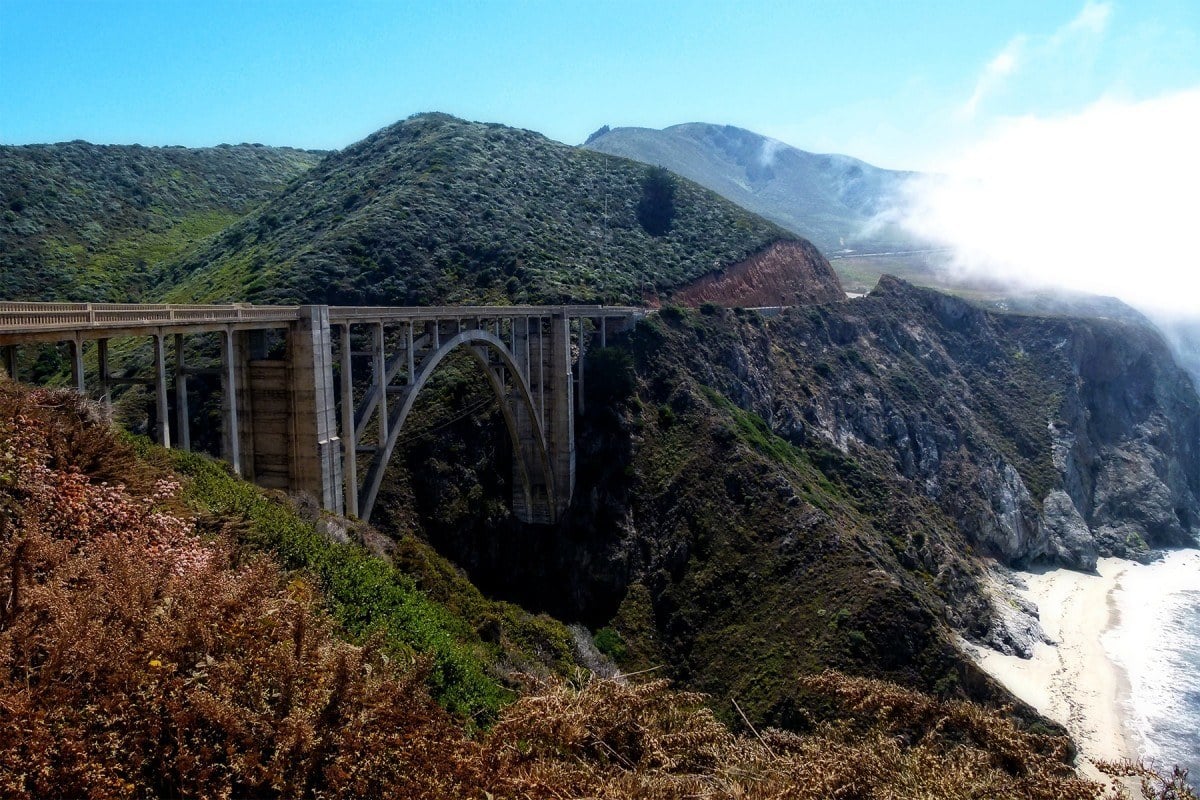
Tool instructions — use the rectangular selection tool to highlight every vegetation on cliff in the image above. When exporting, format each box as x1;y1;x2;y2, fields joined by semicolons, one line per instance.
5;381;1191;799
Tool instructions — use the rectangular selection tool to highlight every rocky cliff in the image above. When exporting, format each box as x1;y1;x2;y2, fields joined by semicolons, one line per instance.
721;276;1199;570
370;276;1198;721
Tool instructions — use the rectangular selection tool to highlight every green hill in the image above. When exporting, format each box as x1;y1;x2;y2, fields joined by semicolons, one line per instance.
0;140;323;301
583;122;926;257
156;113;797;306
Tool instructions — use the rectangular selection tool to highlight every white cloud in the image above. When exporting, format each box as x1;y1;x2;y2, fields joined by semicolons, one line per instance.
1060;1;1113;40
960;37;1026;119
758;137;784;168
958;2;1112;120
895;88;1200;315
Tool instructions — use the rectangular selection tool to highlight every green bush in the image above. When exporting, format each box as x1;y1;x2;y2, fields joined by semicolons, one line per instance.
593;627;627;661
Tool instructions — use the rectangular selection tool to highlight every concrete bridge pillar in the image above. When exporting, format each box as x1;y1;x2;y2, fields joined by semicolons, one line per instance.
232;329;265;480
547;311;575;520
510;317;544;522
173;333;190;452
219;329;241;476
69;337;85;393
287;305;344;516
336;324;359;518
152;333;170;448
97;339;111;408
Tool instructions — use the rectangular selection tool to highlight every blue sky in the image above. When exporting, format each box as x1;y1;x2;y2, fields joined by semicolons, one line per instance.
3;1;1199;313
2;0;1197;170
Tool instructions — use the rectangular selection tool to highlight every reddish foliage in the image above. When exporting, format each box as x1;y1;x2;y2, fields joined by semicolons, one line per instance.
0;385;477;799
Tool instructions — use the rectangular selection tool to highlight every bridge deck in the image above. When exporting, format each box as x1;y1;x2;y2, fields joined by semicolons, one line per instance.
0;301;644;345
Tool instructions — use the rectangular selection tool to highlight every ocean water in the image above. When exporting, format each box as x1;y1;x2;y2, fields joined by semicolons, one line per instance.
1104;549;1200;789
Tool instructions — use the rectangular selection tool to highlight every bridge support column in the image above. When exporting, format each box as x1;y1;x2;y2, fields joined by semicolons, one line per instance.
288;306;343;516
576;317;585;415
69;337;85;393
233;330;266;480
373;322;388;448
152;333;171;448
547;312;575;520
510;317;544;522
173;334;190;451
97;339;111;408
338;324;359;518
220;329;241;476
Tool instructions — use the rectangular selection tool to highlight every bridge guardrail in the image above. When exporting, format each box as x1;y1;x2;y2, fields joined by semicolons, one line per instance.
0;302;302;331
0;302;646;338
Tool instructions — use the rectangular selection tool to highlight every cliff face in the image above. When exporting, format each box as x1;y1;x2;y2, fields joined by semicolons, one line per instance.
716;276;1199;570
369;279;1198;724
670;240;846;307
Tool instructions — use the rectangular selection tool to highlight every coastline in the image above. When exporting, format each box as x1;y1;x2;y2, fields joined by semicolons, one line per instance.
966;557;1137;782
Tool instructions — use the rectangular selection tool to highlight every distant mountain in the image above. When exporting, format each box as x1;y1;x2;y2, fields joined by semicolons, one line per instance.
157;113;805;306
0;141;323;301
583;122;925;257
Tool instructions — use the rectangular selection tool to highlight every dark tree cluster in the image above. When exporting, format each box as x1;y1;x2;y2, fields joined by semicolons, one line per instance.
637;165;677;237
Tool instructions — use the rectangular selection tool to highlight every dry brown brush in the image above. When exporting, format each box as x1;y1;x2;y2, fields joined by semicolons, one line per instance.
0;385;477;799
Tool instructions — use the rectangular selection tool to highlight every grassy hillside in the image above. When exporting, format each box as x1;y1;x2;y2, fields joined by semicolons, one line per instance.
0;141;323;301
156;113;795;306
584;122;925;257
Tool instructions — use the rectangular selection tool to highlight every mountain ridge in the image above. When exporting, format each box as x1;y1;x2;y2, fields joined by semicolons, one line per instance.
583;121;925;257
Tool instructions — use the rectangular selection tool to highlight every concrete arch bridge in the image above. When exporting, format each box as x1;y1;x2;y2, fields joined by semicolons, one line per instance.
0;302;644;524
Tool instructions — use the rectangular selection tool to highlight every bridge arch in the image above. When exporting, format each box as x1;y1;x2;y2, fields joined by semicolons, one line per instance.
355;328;556;522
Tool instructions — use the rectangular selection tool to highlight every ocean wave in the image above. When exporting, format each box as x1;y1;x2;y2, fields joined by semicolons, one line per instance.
1104;549;1200;786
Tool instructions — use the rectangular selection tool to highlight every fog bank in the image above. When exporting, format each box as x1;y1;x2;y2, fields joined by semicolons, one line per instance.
890;88;1200;316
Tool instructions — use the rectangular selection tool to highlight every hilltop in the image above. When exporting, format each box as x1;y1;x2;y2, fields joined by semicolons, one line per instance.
0;141;323;301
155;113;801;306
583;122;925;257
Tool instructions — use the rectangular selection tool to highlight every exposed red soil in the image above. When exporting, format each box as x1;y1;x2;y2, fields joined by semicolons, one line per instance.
671;239;845;307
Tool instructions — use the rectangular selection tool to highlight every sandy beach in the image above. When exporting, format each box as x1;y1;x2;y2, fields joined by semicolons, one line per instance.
967;557;1137;782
